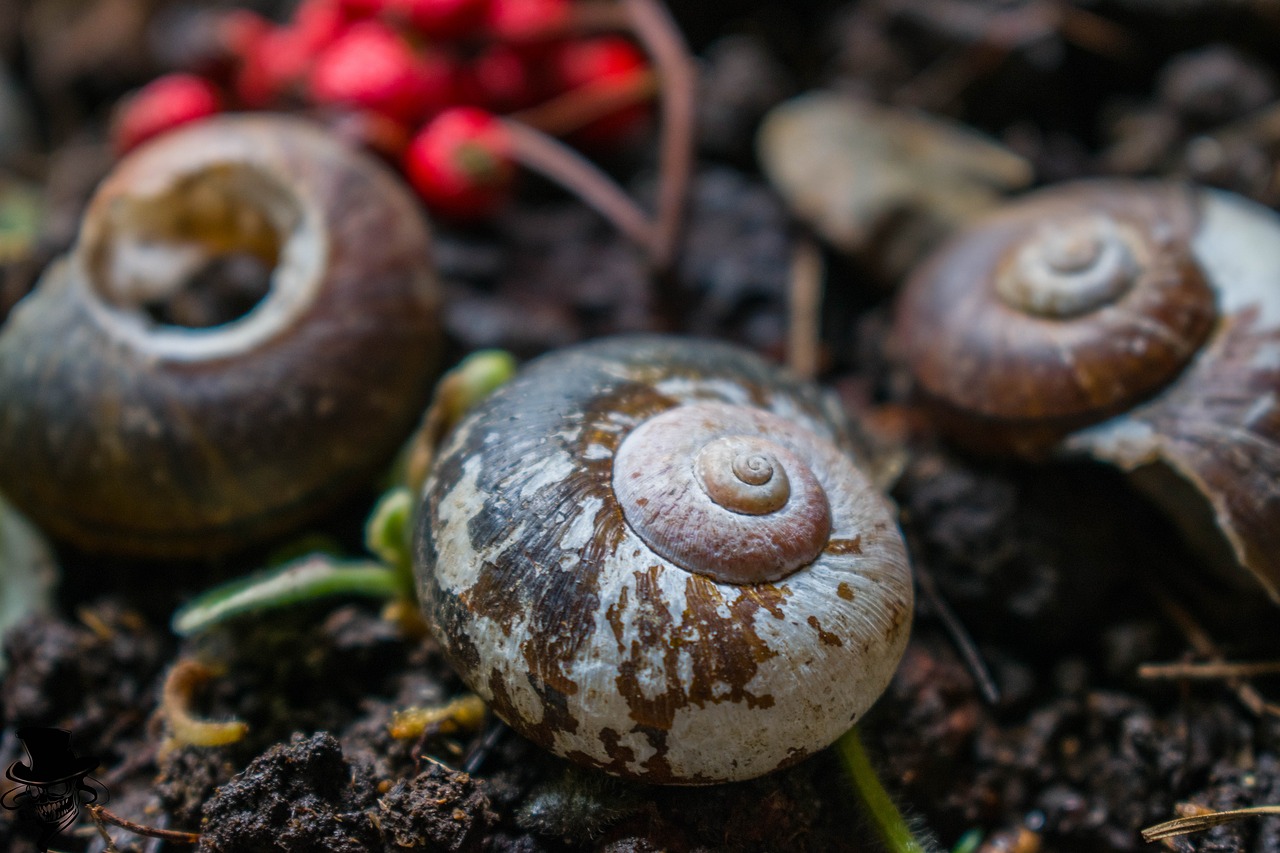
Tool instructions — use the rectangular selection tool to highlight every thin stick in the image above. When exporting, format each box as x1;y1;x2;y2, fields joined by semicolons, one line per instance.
1143;805;1280;841
1151;587;1280;717
787;236;824;381
511;70;659;139
88;804;123;853
501;117;656;251
564;0;633;34
915;564;1001;705
463;720;507;775
87;805;201;845
1139;660;1280;681
622;0;697;273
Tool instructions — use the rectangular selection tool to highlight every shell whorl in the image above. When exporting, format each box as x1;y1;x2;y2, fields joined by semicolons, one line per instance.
996;214;1141;317
896;180;1280;605
416;336;913;783
895;180;1218;440
612;403;833;585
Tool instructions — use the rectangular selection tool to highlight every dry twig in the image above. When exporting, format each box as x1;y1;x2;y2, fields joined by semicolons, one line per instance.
88;804;201;846
1150;587;1280;717
787;236;824;381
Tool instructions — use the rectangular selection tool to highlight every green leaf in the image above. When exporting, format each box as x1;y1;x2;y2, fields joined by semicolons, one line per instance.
365;487;416;598
439;349;518;424
171;554;401;636
366;487;413;572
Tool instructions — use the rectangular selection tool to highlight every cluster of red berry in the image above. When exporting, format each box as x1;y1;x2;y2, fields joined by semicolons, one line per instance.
112;0;653;219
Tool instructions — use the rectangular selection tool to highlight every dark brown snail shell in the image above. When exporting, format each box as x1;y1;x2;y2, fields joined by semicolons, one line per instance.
0;115;443;557
893;179;1280;602
414;336;913;784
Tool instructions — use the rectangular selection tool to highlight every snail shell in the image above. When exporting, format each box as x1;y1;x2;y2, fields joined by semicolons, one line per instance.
415;336;913;784
0;115;442;557
894;179;1280;602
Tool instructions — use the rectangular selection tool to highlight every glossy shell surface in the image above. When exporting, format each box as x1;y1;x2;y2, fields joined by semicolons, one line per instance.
895;180;1216;441
415;336;913;783
895;180;1280;602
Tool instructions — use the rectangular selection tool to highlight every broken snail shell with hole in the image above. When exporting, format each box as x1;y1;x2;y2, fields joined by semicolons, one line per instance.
414;336;914;783
893;179;1280;602
0;115;443;557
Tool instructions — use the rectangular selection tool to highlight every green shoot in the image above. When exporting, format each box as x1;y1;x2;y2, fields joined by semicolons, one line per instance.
171;554;400;636
837;726;934;853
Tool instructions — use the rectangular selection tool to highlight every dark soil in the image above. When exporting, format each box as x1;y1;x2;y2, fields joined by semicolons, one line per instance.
5;1;1280;852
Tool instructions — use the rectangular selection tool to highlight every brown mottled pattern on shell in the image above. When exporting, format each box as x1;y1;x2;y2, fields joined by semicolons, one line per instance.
0;115;441;556
416;336;914;783
894;180;1217;449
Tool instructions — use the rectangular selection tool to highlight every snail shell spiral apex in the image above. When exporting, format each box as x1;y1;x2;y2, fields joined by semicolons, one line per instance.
895;180;1218;448
612;402;833;585
996;215;1140;317
416;336;913;783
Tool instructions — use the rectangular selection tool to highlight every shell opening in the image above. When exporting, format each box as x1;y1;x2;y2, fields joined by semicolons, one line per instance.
695;437;790;515
997;215;1139;317
78;162;325;361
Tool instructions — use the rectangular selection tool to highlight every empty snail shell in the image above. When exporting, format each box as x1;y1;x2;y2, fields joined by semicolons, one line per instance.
893;179;1280;602
0;115;443;557
414;336;914;784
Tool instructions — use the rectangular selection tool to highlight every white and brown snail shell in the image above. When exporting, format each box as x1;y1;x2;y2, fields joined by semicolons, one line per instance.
893;179;1280;602
414;336;913;784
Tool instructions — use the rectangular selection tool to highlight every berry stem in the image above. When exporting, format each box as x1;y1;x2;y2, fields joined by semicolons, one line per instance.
500;116;656;252
511;68;659;138
563;1;634;35
622;0;696;273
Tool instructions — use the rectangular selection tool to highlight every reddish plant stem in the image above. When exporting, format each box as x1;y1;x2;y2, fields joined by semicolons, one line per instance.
622;0;696;274
511;69;659;138
88;804;201;845
488;1;631;43
567;0;634;33
501;117;656;251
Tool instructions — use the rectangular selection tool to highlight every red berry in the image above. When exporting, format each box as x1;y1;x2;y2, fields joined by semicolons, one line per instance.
404;107;515;220
391;0;490;40
458;45;541;111
551;36;649;146
484;0;569;43
336;0;390;18
218;9;272;62
113;74;222;154
293;0;354;44
309;21;457;124
234;4;350;110
235;27;313;108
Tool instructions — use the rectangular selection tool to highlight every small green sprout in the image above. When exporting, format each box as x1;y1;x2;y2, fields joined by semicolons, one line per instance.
170;350;516;637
